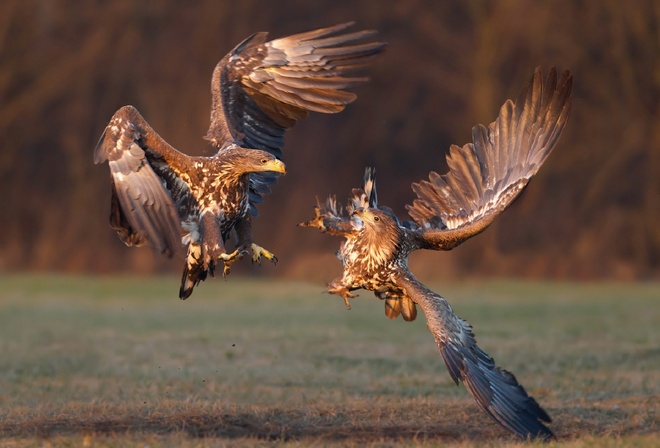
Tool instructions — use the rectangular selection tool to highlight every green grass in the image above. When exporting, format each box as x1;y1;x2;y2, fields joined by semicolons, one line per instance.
0;275;657;447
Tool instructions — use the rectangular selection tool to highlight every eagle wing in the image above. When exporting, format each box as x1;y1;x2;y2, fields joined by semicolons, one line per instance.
395;273;554;440
94;105;188;257
207;23;386;214
407;67;572;250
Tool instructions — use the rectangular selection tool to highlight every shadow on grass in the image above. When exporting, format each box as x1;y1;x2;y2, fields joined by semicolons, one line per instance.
1;399;656;443
0;404;512;442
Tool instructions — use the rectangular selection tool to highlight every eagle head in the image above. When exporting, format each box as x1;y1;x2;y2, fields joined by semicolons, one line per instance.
351;207;402;270
228;149;286;175
352;207;397;230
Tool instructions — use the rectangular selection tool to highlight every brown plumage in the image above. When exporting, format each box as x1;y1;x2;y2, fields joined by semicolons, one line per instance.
94;23;385;298
301;67;573;440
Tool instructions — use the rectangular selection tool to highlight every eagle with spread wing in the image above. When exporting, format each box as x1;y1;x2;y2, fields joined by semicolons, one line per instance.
300;67;573;440
94;23;385;299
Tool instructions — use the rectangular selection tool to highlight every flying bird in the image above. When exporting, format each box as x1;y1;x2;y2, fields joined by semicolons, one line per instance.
300;67;573;440
94;23;385;299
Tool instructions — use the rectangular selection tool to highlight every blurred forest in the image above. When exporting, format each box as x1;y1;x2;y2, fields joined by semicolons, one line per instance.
1;0;658;282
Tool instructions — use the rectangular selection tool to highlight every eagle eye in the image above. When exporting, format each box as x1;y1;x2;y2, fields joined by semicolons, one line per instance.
374;215;380;222
260;158;269;164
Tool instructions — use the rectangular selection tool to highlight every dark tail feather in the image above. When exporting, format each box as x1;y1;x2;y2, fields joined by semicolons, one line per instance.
179;243;212;299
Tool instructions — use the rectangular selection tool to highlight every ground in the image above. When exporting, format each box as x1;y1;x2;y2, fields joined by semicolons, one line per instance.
0;275;657;447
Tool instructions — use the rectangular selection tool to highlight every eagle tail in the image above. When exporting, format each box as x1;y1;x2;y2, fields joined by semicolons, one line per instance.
179;242;212;299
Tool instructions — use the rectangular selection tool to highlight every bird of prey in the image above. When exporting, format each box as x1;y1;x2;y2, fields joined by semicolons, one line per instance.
300;67;572;440
94;23;385;299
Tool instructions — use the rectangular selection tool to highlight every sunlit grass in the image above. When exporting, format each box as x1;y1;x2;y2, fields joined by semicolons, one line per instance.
0;275;657;446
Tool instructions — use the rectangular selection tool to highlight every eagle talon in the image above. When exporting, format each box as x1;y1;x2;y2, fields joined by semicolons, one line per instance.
298;206;326;232
341;295;354;309
251;243;278;265
219;248;244;278
327;281;358;309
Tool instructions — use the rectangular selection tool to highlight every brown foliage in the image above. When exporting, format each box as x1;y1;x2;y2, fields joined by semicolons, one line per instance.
1;0;658;279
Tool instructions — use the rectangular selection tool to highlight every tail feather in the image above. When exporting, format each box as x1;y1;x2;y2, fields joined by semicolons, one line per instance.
179;243;214;299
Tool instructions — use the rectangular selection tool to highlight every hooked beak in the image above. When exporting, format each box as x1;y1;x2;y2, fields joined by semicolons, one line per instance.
264;159;286;174
350;208;365;230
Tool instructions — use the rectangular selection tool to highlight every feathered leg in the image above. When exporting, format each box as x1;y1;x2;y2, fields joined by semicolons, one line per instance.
179;212;245;298
179;242;209;299
378;292;418;322
235;216;277;266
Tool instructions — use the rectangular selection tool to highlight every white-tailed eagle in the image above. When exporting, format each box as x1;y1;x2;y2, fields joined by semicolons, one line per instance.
300;67;573;440
94;23;385;298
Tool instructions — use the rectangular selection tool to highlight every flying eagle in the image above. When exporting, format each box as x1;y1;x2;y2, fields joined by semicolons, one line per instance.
94;23;385;299
300;67;573;440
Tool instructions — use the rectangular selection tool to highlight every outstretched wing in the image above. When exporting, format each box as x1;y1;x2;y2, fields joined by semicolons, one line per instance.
395;273;554;441
206;23;386;214
94;105;190;257
407;67;572;251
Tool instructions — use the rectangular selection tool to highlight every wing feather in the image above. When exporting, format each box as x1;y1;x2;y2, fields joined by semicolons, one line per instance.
407;67;572;251
94;106;187;257
396;273;554;441
205;23;385;214
208;22;385;152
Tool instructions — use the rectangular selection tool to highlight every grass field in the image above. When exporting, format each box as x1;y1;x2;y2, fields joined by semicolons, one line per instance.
0;275;657;447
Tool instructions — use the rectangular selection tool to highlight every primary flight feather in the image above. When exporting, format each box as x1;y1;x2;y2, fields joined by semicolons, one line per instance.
94;23;385;298
301;67;573;440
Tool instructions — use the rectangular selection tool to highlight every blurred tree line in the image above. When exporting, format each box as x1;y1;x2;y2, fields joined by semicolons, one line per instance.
1;0;658;282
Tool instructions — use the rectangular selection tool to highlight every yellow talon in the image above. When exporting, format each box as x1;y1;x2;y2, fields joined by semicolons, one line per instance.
251;243;278;265
220;248;245;278
219;248;244;262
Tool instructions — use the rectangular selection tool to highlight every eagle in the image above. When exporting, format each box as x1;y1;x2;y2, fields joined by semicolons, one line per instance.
94;23;385;299
300;67;573;440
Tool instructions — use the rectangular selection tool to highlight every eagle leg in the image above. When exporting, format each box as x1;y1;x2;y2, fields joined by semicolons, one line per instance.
327;278;358;309
376;291;418;322
250;243;278;265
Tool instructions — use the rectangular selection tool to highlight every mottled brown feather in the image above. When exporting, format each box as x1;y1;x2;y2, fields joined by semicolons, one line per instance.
96;25;384;298
407;67;572;250
301;67;572;441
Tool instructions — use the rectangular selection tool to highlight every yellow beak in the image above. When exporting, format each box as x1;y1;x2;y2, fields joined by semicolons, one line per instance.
264;159;286;174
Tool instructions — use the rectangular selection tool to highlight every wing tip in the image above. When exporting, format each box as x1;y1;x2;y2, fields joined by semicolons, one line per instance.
93;128;109;164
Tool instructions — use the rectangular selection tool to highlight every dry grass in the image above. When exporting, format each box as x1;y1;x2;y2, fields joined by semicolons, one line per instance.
0;275;657;447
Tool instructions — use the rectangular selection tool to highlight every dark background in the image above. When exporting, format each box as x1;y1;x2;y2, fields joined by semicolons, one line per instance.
2;0;658;282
